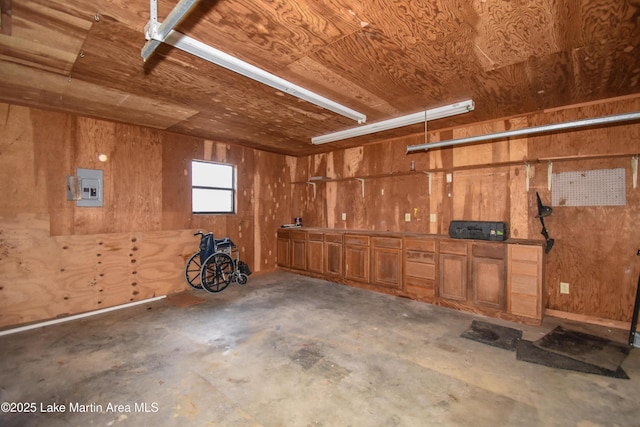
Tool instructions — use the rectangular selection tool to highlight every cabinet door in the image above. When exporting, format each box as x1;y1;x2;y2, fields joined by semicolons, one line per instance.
372;247;402;289
324;242;343;277
372;237;402;289
345;245;370;282
471;243;506;309
307;240;324;273
472;257;505;309
291;239;306;270
439;254;467;301
277;238;291;268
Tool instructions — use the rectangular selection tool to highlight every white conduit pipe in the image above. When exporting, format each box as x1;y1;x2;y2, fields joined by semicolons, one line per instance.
407;111;640;153
0;296;166;337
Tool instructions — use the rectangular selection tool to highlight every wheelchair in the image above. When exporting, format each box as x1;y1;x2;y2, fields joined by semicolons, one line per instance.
184;231;249;293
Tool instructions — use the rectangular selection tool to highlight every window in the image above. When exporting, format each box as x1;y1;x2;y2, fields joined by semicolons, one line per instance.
191;160;236;214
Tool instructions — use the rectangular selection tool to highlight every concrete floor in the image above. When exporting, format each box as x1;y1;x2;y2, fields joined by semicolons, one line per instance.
0;271;638;427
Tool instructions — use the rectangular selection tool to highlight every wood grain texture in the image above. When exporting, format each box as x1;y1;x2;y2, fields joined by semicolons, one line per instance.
0;103;290;328
0;0;91;74
289;96;640;323
1;0;640;155
0;213;194;328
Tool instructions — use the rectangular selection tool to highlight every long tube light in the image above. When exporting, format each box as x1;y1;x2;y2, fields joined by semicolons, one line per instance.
311;100;474;145
162;31;367;123
407;111;640;153
141;0;366;124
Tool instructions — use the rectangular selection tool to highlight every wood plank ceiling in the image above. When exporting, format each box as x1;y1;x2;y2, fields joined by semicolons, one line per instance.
1;0;639;156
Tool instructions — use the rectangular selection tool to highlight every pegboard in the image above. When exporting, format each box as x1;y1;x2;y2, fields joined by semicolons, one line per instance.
552;168;626;207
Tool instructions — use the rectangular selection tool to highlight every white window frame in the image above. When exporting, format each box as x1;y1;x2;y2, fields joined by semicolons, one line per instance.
191;160;236;214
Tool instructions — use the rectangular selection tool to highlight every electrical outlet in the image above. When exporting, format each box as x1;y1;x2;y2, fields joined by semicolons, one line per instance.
405;213;411;222
430;213;437;223
341;212;346;221
446;173;453;183
560;282;570;294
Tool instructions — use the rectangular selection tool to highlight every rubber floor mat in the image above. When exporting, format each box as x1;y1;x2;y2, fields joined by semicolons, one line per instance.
460;319;523;351
533;326;630;372
516;339;629;379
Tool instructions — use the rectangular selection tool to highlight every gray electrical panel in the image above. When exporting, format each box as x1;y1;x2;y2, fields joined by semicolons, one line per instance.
73;168;103;207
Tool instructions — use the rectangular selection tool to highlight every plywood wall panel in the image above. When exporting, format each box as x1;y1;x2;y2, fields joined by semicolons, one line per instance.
161;132;203;230
0;102;289;328
73;118;163;235
135;230;195;298
542;158;640;322
0;105;44;215
452;168;509;222
0;214;196;328
31;108;76;235
508;165;531;239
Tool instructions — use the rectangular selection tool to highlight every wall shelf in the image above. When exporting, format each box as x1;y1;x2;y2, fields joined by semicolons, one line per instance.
290;152;638;185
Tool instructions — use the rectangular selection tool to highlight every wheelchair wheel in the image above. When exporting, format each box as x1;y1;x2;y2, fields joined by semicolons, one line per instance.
237;273;248;285
184;252;203;289
201;252;234;293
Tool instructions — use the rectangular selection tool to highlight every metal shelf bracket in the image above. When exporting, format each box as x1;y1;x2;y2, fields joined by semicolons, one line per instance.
306;182;317;200
422;171;432;195
354;178;365;198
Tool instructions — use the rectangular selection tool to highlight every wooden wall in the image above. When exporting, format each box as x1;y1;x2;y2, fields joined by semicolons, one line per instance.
290;96;640;324
0;103;292;328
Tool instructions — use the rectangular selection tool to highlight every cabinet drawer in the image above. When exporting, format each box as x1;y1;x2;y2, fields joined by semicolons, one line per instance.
472;243;505;260
277;229;290;239
307;232;324;242
405;238;436;252
406;262;435;280
344;234;370;246
373;236;402;249
405;251;435;264
290;230;306;240
510;245;540;262
404;276;436;296
324;233;343;243
440;240;467;255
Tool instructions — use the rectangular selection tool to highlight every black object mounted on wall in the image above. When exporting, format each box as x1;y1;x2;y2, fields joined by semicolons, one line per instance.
536;192;555;253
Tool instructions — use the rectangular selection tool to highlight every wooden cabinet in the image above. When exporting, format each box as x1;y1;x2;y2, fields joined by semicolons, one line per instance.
344;234;370;283
404;238;437;297
439;240;506;310
324;233;343;277
276;228;543;325
307;232;324;274
372;237;402;289
508;244;543;321
439;240;468;301
276;230;291;268
290;230;307;270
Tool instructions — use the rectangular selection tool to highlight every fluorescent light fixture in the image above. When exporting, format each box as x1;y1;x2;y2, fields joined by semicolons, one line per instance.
406;111;640;152
311;100;474;145
163;31;367;123
142;0;366;123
